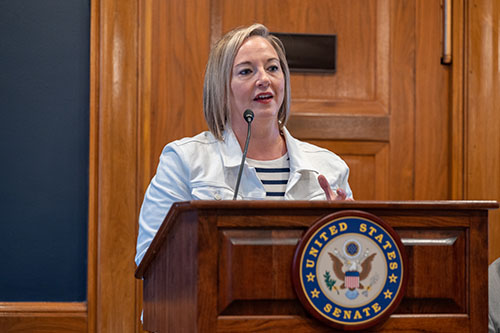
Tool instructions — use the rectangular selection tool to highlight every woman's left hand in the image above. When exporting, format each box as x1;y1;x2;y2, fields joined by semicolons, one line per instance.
318;174;353;201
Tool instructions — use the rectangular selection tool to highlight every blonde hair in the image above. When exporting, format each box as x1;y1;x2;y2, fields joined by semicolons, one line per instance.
203;23;291;140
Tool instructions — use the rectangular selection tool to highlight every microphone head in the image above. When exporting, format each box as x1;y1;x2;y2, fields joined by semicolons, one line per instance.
243;109;254;123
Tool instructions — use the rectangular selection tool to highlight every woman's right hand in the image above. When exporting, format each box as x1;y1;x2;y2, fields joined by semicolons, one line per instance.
317;174;353;201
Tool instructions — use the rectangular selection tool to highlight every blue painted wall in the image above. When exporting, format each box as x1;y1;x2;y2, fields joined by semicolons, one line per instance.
0;0;90;301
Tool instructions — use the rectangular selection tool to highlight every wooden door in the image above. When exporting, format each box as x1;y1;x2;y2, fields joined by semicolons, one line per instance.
139;0;452;202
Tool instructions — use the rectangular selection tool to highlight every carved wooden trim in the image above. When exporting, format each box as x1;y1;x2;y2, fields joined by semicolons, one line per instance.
0;302;87;332
88;0;140;332
287;113;390;141
450;0;466;201
88;0;100;331
0;302;87;313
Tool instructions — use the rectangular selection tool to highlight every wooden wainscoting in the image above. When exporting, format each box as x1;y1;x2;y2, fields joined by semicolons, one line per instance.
2;0;497;332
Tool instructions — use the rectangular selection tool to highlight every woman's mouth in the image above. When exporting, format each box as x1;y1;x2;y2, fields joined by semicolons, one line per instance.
254;93;273;103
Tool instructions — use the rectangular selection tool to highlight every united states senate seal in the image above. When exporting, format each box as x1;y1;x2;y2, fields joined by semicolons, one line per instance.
292;210;407;330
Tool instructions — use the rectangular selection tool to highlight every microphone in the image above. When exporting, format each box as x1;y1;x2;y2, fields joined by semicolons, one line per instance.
243;109;254;123
233;109;254;200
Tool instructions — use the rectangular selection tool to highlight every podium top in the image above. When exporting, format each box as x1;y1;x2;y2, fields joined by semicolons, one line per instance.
135;200;498;278
176;199;499;210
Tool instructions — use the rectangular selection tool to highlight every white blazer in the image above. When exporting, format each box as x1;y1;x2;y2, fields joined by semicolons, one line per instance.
135;127;352;265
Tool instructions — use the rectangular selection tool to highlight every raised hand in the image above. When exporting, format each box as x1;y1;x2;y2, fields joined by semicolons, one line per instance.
317;174;353;201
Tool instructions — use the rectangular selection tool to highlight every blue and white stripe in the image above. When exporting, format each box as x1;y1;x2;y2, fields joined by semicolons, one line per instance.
247;154;290;200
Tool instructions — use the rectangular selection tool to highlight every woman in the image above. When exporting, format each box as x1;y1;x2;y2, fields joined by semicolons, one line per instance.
135;24;353;266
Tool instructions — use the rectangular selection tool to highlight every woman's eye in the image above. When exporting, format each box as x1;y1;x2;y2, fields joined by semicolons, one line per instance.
238;68;252;75
268;65;279;72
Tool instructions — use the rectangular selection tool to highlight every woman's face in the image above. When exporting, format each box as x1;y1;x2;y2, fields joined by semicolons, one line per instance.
229;36;285;127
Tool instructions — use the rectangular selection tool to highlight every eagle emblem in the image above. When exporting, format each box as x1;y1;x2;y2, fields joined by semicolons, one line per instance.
327;241;377;299
292;211;407;330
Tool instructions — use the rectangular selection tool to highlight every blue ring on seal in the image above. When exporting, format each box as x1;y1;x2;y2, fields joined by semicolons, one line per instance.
298;216;404;325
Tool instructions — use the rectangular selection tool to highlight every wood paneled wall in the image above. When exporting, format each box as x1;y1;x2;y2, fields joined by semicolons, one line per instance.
466;0;500;262
3;1;497;332
88;0;499;332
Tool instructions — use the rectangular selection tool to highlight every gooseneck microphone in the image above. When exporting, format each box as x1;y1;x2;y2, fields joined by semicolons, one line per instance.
233;109;254;200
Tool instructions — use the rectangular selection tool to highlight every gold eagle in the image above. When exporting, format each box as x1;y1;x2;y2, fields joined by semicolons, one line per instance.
328;252;376;290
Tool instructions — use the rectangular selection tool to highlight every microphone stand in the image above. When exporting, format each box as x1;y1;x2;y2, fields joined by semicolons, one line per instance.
233;109;254;200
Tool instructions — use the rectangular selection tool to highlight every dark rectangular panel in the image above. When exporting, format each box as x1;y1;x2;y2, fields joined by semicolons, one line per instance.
272;33;337;73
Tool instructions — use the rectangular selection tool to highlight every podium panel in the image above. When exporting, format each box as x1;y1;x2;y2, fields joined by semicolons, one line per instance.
135;201;498;332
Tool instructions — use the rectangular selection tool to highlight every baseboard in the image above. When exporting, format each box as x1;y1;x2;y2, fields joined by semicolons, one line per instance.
0;302;87;332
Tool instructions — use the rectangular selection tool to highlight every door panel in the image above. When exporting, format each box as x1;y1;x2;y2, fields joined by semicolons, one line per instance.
309;141;390;200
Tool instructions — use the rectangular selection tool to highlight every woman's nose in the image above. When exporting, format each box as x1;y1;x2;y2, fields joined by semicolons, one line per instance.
256;69;270;87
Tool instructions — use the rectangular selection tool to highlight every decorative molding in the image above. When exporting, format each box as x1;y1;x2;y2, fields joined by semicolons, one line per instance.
0;302;87;313
287;113;390;141
88;0;140;332
0;302;87;332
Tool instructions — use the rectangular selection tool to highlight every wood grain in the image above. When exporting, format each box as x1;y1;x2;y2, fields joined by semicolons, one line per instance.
306;141;389;200
287;114;389;141
451;0;465;202
82;0;500;331
415;0;451;200
89;0;140;332
142;211;199;332
0;302;87;333
217;315;471;332
142;0;211;181
466;0;500;262
389;0;415;200
137;201;495;332
87;0;100;331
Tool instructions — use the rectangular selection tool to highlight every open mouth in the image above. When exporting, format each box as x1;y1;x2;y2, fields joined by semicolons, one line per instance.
254;93;273;101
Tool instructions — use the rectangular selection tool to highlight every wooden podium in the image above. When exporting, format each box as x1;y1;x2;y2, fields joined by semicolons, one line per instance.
135;201;498;332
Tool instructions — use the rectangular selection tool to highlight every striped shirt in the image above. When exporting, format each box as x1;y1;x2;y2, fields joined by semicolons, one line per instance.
246;154;290;200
